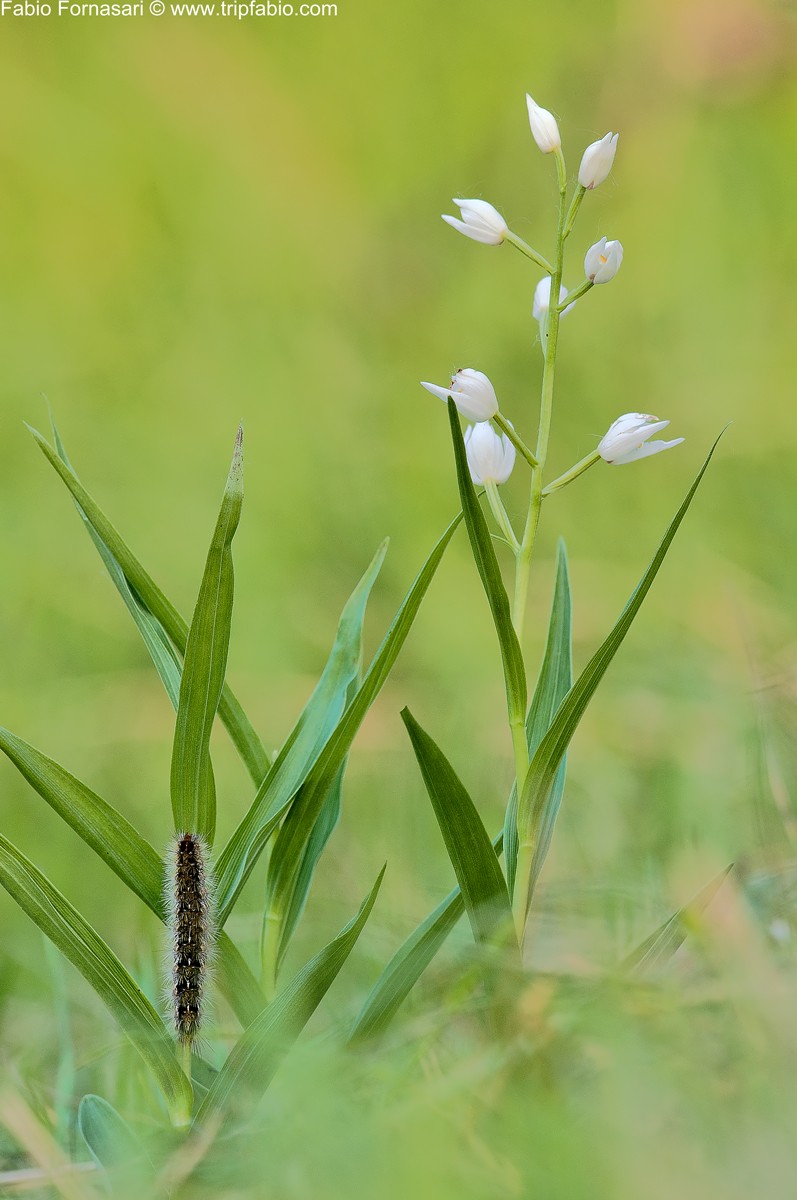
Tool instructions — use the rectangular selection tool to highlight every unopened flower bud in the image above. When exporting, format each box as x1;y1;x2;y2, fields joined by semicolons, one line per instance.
464;422;516;485
526;94;561;154
441;198;508;245
532;276;576;321
578;133;619;189
421;368;499;422
584;237;623;284
598;412;684;465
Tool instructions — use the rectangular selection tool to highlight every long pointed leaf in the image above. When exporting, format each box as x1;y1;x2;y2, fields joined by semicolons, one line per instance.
0;727;266;1028
196;867;385;1123
216;517;460;923
504;540;572;894
0;835;191;1125
349;833;503;1042
622;865;734;974
261;545;385;982
402;709;512;948
447;399;526;726
171;427;243;841
516;434;724;920
27;424;269;786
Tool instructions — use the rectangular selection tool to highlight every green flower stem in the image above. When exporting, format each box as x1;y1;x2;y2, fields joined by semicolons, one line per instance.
511;147;569;945
484;481;520;554
562;184;586;241
512;148;568;638
505;231;554;275
542;449;602;496
558;278;593;310
494;413;539;469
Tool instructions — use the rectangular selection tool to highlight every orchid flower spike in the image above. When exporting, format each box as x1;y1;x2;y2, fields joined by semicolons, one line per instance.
526;94;561;154
533;276;576;321
584;237;624;284
464;422;516;485
578;133;619;190
598;413;684;465
421;368;499;422
442;198;508;245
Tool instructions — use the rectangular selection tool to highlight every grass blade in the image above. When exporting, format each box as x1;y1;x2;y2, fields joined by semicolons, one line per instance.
0;727;265;1028
27;423;270;787
622;865;734;974
196;867;385;1123
447;399;527;728
504;540;572;894
516;434;724;921
216;518;459;923
349;834;503;1042
78;1094;162;1194
170;427;244;841
0;835;191;1125
402;709;512;948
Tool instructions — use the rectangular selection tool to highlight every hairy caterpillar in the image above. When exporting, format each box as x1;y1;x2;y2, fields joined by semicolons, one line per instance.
166;832;215;1044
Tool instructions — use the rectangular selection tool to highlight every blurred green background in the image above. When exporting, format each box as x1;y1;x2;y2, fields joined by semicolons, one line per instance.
1;0;797;1195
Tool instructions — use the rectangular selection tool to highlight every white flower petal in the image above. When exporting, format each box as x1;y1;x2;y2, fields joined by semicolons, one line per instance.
610;438;685;466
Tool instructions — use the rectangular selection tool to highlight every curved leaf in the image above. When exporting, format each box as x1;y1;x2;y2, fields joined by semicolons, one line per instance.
27;423;269;787
402;709;512;949
0;836;191;1125
447;399;526;726
78;1094;162;1193
622;865;734;974
0;727;265;1028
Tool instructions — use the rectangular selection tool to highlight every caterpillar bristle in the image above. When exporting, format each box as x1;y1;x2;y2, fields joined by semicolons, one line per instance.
166;831;215;1045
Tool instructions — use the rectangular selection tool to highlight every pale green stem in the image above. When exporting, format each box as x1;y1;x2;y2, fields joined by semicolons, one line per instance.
494;413;538;469
562;185;586;241
542;449;602;496
559;278;594;310
484;481;520;554
511;147;568;944
504;230;554;275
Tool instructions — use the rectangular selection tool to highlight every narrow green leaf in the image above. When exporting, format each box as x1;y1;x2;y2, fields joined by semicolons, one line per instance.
402;709;512;948
78;1094;162;1193
196;867;385;1123
516;434;724;920
28;424;270;786
622;865;734;974
349;833;502;1043
50;418;183;710
0;727;266;1028
447;398;526;725
216;517;460;923
273;762;346;973
261;544;385;980
504;540;572;894
0;835;191;1125
171;426;244;841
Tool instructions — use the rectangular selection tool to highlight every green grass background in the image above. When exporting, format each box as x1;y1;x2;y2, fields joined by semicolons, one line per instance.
1;0;797;1195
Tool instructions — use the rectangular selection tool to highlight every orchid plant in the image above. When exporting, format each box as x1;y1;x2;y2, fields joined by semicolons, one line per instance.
356;91;720;984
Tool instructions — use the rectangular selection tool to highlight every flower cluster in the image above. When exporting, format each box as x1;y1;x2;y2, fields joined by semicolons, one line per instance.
424;92;682;510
